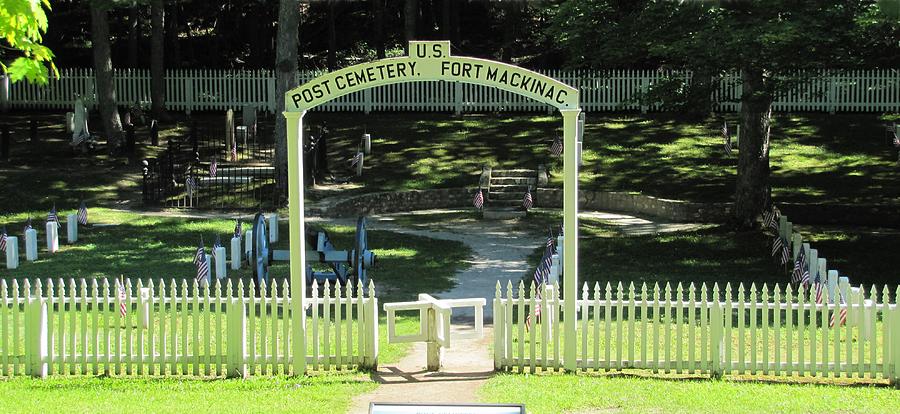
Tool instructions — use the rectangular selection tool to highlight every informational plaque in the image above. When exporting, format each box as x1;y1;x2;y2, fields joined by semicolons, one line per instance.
370;403;524;414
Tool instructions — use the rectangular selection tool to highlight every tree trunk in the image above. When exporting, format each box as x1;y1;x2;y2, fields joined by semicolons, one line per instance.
89;2;123;154
166;1;181;67
150;0;166;118
500;2;521;62
128;4;140;68
275;0;300;200
372;0;385;58
327;0;337;70
734;66;774;229
404;0;418;48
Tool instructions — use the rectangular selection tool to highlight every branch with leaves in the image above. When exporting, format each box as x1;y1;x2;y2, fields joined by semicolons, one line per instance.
0;0;58;85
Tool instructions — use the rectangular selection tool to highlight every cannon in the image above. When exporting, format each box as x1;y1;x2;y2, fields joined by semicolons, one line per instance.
247;213;376;287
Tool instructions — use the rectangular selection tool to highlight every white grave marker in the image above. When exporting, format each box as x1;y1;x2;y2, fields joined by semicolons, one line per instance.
268;213;279;243
231;236;241;270
214;245;227;279
66;214;78;243
5;236;18;269
45;222;58;253
25;228;38;261
362;133;371;154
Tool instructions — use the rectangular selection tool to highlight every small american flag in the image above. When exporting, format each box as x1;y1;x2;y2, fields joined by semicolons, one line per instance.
549;136;563;157
791;247;806;284
77;201;88;226
813;272;824;304
24;217;32;233
829;291;848;327
350;152;363;167
47;204;60;228
522;188;533;210
209;158;217;178
762;206;780;231
193;237;205;266
526;235;555;331
473;188;484;209
722;120;733;155
231;137;238;162
185;175;197;198
771;236;783;258
0;227;7;252
213;234;222;250
118;278;128;318
234;220;242;239
196;246;209;284
780;238;790;265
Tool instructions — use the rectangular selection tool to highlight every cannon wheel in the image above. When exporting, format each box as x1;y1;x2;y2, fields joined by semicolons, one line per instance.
251;212;270;285
353;216;368;287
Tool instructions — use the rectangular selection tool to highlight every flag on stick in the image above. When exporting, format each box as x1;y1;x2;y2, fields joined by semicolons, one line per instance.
722;120;733;155
234;220;242;239
473;188;484;209
118;277;128;318
526;235;555;331
549;136;563;157
231;137;238;162
47;204;60;228
195;242;209;284
522;188;534;211
0;227;7;252
77;201;88;226
791;247;806;284
209;158;217;178
24;217;32;233
830;292;848;327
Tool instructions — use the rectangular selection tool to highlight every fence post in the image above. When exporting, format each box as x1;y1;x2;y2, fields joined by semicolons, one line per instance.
226;299;248;378
493;282;504;370
454;81;463;115
710;296;724;379
364;88;372;114
364;280;379;369
892;298;900;387
24;293;49;379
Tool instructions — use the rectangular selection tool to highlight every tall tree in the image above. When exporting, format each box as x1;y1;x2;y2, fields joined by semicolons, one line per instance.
404;0;417;47
371;0;385;58
327;0;337;70
150;0;166;117
127;2;140;68
550;0;877;229
89;0;124;153
275;0;300;199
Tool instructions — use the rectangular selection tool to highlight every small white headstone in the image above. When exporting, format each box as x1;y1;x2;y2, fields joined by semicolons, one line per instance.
230;236;241;270
214;246;227;279
25;229;38;261
268;214;279;243
356;152;364;177
5;236;19;269
66;214;78;244
362;133;372;154
45;222;58;253
244;229;253;260
65;112;74;133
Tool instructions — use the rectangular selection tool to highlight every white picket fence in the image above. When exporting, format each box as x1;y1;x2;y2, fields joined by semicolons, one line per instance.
494;280;900;382
3;68;899;113
0;277;378;377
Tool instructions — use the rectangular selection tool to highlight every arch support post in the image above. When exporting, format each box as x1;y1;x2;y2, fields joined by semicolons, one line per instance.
285;110;308;375
561;108;581;372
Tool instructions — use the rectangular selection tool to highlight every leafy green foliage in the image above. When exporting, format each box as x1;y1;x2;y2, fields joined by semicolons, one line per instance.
0;0;57;84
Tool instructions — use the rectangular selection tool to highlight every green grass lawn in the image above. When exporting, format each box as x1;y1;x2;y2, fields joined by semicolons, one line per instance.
3;112;897;215
0;373;376;414
0;208;471;303
480;373;900;414
308;112;900;205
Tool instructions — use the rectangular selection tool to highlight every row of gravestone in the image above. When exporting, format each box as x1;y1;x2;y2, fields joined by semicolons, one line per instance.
4;215;84;270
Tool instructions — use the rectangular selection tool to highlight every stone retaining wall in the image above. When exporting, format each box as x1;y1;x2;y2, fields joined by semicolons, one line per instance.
321;187;731;223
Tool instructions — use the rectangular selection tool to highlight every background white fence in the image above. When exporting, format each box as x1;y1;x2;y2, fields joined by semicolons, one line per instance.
3;68;899;113
0;277;378;377
494;280;900;382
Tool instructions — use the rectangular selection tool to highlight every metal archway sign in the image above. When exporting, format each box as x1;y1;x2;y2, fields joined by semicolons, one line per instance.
283;41;581;375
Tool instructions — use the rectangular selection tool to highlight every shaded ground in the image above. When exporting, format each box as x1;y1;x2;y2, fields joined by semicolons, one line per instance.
3;111;899;216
